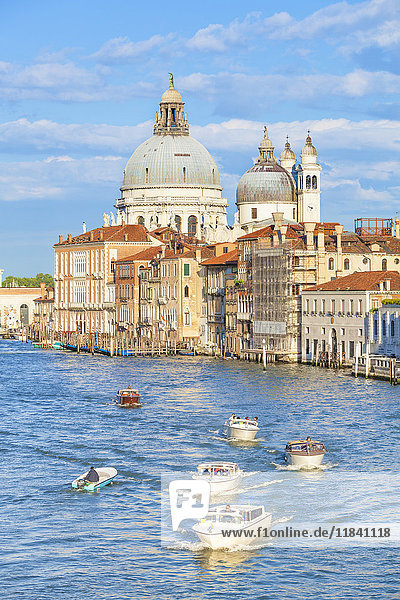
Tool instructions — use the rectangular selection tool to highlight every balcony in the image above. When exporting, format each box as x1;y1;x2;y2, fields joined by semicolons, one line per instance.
158;297;167;305
237;312;252;321
208;287;225;296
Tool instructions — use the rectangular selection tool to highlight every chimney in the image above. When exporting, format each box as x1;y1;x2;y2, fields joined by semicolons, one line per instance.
124;234;128;241
58;234;63;244
90;230;94;242
396;217;400;238
82;221;87;233
40;282;46;300
99;230;104;241
335;224;343;253
280;224;288;244
195;248;202;262
161;245;166;258
67;233;72;243
303;222;315;251
272;212;284;232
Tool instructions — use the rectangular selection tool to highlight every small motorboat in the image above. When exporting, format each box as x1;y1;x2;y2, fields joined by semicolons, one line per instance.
285;439;326;468
192;462;243;495
192;504;272;550
226;416;259;441
117;386;141;407
72;467;117;491
178;350;195;356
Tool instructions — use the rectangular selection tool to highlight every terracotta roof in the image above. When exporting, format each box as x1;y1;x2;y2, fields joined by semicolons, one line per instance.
201;249;238;266
55;224;151;245
114;246;163;264
307;271;400;292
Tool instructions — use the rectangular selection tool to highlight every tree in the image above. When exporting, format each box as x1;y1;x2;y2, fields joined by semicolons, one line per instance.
2;273;54;288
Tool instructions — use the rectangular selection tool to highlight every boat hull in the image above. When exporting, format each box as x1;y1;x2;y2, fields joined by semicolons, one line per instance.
193;513;272;550
228;424;259;441
117;392;141;407
193;473;242;495
286;452;325;468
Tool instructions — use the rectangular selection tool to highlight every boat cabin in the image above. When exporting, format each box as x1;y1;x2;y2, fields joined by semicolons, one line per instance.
196;462;239;477
286;440;326;453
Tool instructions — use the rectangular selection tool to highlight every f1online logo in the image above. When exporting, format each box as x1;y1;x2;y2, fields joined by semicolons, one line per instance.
169;479;210;531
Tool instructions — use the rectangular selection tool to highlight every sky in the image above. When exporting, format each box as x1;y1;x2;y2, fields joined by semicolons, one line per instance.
1;0;400;276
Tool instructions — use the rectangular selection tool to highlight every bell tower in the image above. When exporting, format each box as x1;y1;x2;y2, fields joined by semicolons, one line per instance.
297;132;321;222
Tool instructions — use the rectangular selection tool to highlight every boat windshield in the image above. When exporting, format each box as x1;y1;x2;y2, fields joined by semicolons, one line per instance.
218;514;243;524
198;466;235;476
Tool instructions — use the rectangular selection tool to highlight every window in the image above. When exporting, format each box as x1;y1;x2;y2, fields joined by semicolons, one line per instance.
328;257;334;270
391;320;395;336
349;341;355;358
382;319;387;336
293;207;296;220
188;215;197;237
223;247;228;254
184;310;190;325
341;328;345;335
305;326;309;334
212;169;215;184
331;300;335;314
341;299;345;313
306;175;311;189
313;299;317;313
306;299;310;313
306;339;310;354
145;168;149;184
344;259;350;270
382;259;387;271
175;215;181;232
183;263;190;277
137;215;145;226
358;299;363;314
373;319;378;337
184;285;189;298
322;299;326;313
183;166;186;183
312;175;317;189
251;207;257;219
358;329;363;336
321;327;326;334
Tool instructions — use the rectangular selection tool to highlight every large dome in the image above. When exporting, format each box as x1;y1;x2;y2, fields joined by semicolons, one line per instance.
236;162;295;205
121;134;221;190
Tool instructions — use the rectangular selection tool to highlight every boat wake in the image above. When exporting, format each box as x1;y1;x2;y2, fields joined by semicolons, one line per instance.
271;461;338;471
238;479;284;493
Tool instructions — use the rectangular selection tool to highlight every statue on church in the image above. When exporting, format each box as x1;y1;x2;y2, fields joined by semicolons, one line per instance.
169;72;174;87
110;212;116;226
103;213;110;227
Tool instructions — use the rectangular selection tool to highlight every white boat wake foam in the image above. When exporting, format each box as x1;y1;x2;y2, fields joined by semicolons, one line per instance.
271;461;338;471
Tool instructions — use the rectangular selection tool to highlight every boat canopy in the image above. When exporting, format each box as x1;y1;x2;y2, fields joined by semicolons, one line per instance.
196;462;239;475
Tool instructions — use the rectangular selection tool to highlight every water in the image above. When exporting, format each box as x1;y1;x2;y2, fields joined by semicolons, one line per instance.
0;339;399;599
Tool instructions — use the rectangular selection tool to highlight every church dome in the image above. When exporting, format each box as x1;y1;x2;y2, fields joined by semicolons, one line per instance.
161;87;183;103
236;162;295;205
280;139;295;161
122;134;221;190
236;128;295;205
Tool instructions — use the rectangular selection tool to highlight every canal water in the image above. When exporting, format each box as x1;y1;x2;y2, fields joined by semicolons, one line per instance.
0;339;399;599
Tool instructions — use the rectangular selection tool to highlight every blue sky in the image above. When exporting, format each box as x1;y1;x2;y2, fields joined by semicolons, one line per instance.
1;0;400;275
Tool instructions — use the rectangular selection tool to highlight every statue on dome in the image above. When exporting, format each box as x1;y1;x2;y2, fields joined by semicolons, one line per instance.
169;72;174;87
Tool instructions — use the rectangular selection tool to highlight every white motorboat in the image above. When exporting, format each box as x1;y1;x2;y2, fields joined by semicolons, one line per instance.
72;467;118;491
285;439;326;468
193;504;272;550
192;462;243;495
226;416;259;441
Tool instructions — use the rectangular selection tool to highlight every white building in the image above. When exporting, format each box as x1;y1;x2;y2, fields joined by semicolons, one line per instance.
368;302;400;358
115;76;232;243
301;271;400;365
0;286;42;331
236;128;321;232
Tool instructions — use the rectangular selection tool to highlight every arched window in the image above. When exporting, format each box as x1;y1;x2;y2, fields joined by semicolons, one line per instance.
391;320;395;336
175;215;181;232
145;168;149;184
212;169;215;184
20;304;29;326
184;285;189;298
306;175;311;189
137;216;145;226
344;258;350;270
183;166;186;183
184;310;190;325
328;257;334;270
188;215;197;237
312;175;317;189
382;319;387;336
382;259;387;271
293;207;296;220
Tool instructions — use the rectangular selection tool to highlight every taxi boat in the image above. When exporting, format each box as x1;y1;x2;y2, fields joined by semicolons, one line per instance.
226;416;259;441
192;462;242;495
285;439;326;468
192;504;271;550
117;387;141;407
72;467;118;491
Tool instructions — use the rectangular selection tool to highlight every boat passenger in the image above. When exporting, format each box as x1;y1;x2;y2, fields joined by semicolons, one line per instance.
306;436;311;442
84;467;100;483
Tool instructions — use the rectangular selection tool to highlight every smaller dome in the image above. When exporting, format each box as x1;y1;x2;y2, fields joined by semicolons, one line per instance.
280;139;295;161
161;87;183;104
301;133;317;157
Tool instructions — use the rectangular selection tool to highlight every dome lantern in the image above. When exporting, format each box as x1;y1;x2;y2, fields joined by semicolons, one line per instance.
280;136;296;170
154;73;189;136
256;126;276;163
301;130;318;164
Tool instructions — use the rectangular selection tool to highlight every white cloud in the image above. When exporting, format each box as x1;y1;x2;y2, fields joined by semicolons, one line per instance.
91;35;173;63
